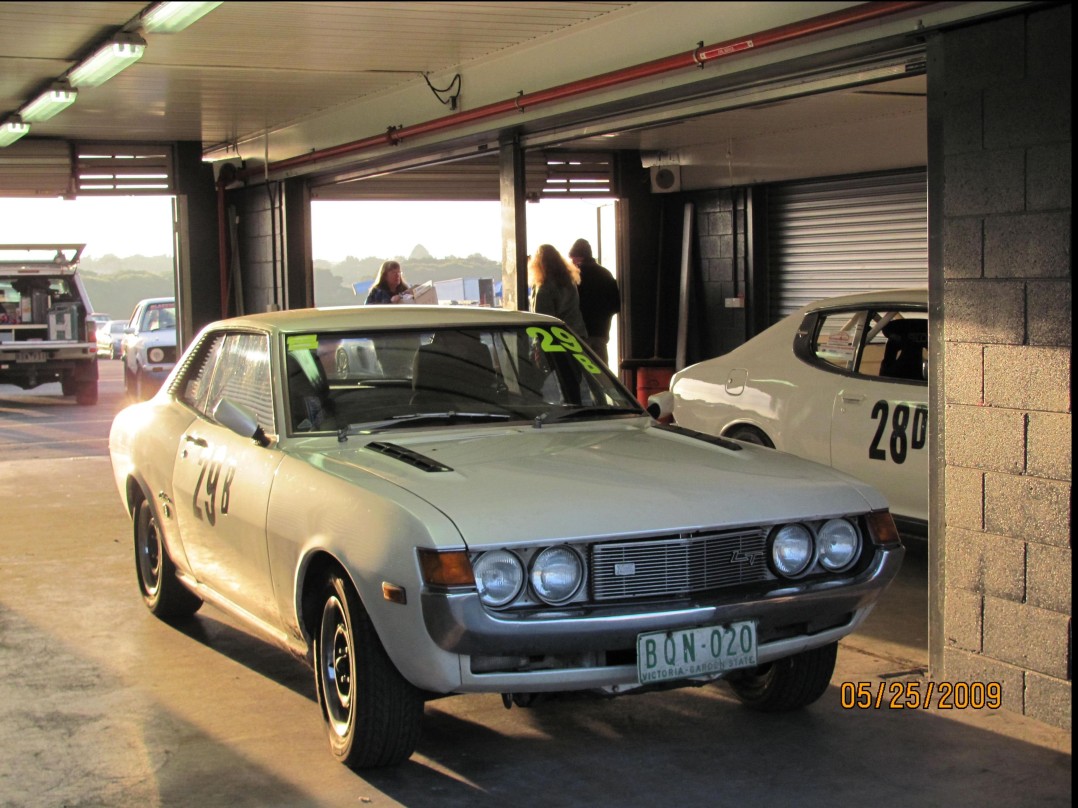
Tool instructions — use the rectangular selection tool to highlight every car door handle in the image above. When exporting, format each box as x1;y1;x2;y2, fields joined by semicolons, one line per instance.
184;434;208;448
841;394;865;404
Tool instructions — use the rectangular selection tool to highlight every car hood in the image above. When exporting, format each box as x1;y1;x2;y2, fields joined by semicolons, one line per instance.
308;420;886;546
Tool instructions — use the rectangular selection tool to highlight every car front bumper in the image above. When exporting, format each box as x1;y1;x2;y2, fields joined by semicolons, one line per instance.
420;543;904;693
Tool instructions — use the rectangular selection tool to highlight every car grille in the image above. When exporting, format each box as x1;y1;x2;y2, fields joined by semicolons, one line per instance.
160;346;177;363
591;528;771;601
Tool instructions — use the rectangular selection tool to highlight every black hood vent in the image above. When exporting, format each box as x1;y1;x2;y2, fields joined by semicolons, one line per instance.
365;441;452;472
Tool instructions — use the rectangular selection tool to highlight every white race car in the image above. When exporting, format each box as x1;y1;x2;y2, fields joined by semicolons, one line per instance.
109;305;903;769
651;289;928;540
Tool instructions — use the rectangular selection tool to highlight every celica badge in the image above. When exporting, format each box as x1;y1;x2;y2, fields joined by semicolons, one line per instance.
731;549;763;565
614;562;636;576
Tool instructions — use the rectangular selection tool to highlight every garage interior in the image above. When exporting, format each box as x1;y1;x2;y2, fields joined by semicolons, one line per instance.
0;0;1070;732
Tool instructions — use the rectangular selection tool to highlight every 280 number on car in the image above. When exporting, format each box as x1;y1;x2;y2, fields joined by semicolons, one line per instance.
869;401;928;464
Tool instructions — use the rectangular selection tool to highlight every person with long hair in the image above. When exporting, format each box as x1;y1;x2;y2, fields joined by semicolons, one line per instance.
364;260;412;304
527;244;588;338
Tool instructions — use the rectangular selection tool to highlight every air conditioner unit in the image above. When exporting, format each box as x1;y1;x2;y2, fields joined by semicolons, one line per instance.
649;165;681;193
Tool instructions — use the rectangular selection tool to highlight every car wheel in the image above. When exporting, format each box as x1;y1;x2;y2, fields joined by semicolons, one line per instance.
314;572;423;769
724;424;775;448
60;372;77;397
124;362;136;398
75;379;98;406
134;498;202;619
725;641;837;712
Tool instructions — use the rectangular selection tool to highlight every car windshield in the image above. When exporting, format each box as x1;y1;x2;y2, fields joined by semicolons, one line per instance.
284;324;642;435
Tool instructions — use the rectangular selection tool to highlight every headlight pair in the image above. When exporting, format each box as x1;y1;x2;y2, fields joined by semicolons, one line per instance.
473;546;584;609
769;518;861;579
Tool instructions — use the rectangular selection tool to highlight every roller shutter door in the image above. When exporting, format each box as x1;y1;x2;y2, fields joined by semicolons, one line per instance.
767;170;927;321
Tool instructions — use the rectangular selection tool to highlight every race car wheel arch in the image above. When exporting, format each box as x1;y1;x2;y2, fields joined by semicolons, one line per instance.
313;569;424;769
723;423;775;448
725;640;837;712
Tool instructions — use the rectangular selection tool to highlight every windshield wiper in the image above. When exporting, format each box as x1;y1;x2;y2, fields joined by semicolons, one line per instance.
534;405;642;428
349;411;512;434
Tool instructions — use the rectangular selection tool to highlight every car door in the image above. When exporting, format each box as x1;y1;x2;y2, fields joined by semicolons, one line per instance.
171;330;286;625
822;307;929;523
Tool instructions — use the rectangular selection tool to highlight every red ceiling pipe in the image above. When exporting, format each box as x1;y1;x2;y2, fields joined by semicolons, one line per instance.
247;0;933;179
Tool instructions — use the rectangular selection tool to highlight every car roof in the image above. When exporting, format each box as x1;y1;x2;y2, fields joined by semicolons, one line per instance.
217;305;560;334
798;288;927;314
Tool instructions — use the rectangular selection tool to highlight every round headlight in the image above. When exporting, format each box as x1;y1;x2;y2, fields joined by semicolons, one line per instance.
770;523;815;578
472;550;525;608
148;347;165;363
817;518;861;571
529;546;583;605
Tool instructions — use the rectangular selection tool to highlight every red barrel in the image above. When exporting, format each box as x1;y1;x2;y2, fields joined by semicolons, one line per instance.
635;365;673;408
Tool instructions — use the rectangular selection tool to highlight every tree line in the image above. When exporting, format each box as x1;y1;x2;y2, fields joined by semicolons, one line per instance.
80;250;502;319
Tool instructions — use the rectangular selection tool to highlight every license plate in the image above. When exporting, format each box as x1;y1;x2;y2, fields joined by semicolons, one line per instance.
637;621;758;684
16;351;46;363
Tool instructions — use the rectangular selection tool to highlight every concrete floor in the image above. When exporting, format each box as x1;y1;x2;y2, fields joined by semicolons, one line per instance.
0;365;1071;807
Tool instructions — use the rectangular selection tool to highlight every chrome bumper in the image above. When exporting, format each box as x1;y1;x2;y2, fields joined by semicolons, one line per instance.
420;544;904;692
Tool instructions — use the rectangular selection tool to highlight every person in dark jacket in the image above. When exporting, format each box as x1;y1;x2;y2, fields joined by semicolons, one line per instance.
568;238;620;365
365;260;412;304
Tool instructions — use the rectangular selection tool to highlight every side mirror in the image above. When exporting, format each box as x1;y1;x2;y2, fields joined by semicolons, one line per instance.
213;398;270;447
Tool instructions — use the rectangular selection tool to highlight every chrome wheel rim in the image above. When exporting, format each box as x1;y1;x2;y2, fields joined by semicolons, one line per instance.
137;509;162;596
319;595;354;737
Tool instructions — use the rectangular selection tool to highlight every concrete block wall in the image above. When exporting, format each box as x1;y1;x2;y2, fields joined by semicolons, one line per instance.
691;190;748;362
937;4;1071;730
229;184;286;316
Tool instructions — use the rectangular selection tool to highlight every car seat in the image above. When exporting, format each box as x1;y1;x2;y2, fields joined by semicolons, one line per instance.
411;331;499;410
879;319;927;381
287;351;334;430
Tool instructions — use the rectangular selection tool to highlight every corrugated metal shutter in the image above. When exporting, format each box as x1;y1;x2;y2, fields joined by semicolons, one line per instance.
766;170;927;321
0;140;73;197
74;143;174;195
312;150;613;201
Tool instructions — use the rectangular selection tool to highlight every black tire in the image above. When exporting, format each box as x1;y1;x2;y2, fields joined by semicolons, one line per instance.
726;641;837;712
75;379;98;406
724;424;774;448
314;572;423;769
134;498;202;619
61;372;77;397
124;362;137;399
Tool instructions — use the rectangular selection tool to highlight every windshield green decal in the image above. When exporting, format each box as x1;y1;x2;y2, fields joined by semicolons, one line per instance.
287;334;318;351
526;326;601;374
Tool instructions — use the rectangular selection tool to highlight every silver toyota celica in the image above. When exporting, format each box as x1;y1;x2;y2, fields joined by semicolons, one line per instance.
109;304;903;769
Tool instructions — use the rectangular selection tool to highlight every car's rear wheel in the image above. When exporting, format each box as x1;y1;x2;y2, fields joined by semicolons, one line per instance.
724;424;774;448
75;379;98;406
314;572;423;769
725;641;837;712
134;498;201;618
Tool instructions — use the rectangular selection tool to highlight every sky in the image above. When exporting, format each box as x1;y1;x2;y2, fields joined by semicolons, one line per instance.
0;196;615;263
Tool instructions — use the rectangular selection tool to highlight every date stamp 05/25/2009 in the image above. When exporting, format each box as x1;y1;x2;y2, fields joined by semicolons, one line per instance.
839;680;1002;711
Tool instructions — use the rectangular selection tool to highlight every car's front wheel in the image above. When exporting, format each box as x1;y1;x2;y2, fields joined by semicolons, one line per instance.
725;641;837;712
314;572;423;769
134;498;202;618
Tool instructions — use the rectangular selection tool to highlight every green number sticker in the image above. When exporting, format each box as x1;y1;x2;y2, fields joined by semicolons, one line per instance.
287;334;318;351
527;326;601;374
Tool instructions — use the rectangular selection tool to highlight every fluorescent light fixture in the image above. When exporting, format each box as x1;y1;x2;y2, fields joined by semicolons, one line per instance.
19;82;78;122
69;34;146;88
141;1;223;33
0;118;30;148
